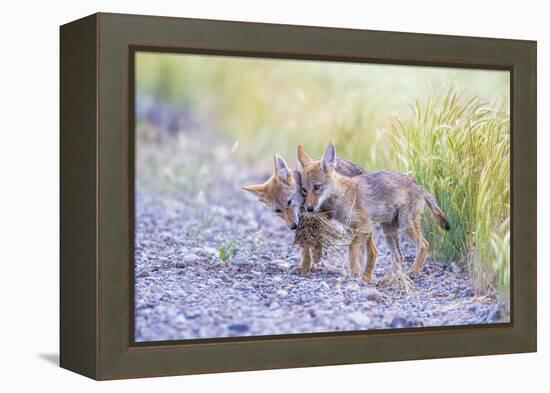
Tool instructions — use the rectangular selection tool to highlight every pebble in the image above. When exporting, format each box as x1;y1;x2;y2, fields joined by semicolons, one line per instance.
389;316;409;328
184;309;201;319
276;289;288;297
232;256;251;266
487;304;502;323
228;324;250;333
183;253;200;263
364;288;382;302
460;288;475;298
203;247;218;257
271;259;290;268
348;311;372;326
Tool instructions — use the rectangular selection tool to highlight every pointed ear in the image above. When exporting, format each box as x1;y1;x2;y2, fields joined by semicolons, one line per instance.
241;183;267;197
322;142;336;173
274;154;292;185
297;145;312;172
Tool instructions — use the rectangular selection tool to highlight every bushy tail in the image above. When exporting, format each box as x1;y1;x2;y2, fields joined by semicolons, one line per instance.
423;190;451;231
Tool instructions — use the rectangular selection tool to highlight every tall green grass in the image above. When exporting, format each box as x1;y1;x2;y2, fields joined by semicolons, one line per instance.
391;89;510;298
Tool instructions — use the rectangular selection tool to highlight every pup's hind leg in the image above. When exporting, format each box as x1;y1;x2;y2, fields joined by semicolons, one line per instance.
396;237;404;262
381;222;403;272
404;220;429;278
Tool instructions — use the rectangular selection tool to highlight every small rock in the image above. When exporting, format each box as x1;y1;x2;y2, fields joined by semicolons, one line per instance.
190;247;203;254
407;319;424;327
137;270;150;278
203;247;218;256
276;289;288;297
390;316;409;328
184;310;201;319
177;247;189;256
183;253;200;263
232;256;250;266
173;314;187;325
460;288;475;298
487;304;502;322
271;259;289;268
207;278;222;287
348;311;371;326
364;288;382;302
228;324;249;333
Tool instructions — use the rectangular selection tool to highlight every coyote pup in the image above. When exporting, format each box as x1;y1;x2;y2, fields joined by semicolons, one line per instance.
297;142;450;282
242;154;365;275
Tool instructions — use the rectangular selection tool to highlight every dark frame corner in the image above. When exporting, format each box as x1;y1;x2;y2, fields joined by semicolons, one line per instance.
60;12;537;380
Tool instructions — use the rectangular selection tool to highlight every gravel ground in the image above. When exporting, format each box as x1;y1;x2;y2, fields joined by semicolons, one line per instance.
134;110;507;342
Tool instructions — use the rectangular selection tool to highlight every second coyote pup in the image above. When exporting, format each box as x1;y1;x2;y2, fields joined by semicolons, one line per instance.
241;154;365;275
297;142;450;282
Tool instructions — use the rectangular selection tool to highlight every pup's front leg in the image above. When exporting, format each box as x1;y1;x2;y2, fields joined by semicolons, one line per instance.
311;244;323;265
300;247;312;275
349;235;367;277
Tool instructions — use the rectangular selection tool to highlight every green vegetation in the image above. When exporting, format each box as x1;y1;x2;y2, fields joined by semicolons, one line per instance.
136;52;510;302
219;240;239;263
392;90;510;298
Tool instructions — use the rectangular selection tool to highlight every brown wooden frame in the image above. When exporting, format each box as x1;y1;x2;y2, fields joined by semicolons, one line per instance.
60;12;537;380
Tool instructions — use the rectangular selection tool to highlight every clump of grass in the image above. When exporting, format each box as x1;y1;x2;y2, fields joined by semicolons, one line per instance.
378;269;418;297
219;240;239;263
293;212;343;249
391;88;510;299
191;211;215;239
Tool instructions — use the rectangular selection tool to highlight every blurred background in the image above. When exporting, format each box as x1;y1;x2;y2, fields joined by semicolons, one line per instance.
135;52;510;306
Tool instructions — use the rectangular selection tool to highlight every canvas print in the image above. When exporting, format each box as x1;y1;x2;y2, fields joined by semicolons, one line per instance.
133;52;510;342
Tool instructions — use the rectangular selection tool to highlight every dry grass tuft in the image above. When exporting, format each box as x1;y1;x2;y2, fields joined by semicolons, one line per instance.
293;212;345;249
378;269;418;297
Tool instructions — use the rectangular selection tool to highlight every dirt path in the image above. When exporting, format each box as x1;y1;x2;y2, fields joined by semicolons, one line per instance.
134;108;505;342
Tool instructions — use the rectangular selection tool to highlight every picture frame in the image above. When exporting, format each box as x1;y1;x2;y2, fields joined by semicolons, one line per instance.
60;12;537;380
